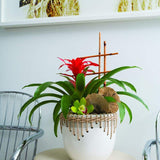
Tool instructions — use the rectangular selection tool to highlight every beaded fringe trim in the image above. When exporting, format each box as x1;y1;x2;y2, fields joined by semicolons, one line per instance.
60;113;117;141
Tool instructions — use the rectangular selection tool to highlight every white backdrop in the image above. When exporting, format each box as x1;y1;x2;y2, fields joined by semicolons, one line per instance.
0;19;160;159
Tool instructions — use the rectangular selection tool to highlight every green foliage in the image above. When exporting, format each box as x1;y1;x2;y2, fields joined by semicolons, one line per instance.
61;95;72;118
54;113;60;137
121;101;133;123
71;97;94;115
18;65;148;138
29;100;58;124
104;96;116;102
117;91;149;110
87;105;94;114
117;102;125;123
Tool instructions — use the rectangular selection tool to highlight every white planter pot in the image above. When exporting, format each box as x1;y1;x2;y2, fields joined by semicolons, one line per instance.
60;113;117;160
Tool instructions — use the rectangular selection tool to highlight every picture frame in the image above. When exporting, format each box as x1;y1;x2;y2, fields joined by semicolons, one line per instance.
0;0;160;28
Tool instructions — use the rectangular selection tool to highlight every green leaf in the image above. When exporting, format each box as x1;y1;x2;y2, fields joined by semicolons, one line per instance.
121;81;137;93
87;105;94;114
34;82;54;97
18;93;62;118
23;83;67;95
29;100;58;124
56;81;74;95
117;91;149;110
73;100;80;109
76;73;85;92
61;95;72;118
53;101;61;122
80;97;86;105
71;106;77;113
106;81;114;86
90;79;106;94
117;102;125;123
54;113;60;137
102;66;141;79
84;76;98;96
104;96;116;102
121;101;133;123
107;78;126;91
77;110;84;115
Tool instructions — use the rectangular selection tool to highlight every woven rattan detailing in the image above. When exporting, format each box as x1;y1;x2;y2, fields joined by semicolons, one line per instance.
60;113;117;141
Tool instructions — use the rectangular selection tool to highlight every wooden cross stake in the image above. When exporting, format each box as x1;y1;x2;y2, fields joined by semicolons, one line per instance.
80;32;119;86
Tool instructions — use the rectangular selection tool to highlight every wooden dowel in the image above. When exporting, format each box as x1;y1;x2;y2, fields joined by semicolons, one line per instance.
86;71;110;76
104;41;107;87
80;52;118;59
99;32;101;79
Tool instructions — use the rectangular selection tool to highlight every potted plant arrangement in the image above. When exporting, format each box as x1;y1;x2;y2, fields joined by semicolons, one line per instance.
18;37;148;160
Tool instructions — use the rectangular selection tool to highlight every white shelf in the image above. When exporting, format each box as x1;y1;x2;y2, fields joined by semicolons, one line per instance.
1;11;160;28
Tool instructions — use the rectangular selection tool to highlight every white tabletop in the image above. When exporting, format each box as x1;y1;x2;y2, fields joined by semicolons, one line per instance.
34;148;136;160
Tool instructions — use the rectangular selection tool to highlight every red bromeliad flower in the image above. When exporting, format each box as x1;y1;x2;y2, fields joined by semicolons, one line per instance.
58;57;99;85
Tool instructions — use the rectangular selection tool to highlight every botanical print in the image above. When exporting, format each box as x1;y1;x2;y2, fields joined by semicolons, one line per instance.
118;0;160;12
19;0;80;18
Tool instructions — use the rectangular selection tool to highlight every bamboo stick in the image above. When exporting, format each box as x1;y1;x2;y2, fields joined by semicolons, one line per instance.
104;41;107;87
80;52;118;59
99;32;101;79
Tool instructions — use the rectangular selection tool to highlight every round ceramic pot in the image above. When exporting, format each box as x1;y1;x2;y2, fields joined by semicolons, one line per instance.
60;113;117;160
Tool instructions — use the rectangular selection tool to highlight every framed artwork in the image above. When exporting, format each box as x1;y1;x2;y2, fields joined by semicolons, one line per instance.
1;0;160;28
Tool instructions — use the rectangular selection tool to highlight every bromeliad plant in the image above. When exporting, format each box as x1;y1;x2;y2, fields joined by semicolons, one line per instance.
18;57;148;137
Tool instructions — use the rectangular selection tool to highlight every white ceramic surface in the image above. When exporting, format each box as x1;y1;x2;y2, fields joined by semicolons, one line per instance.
62;115;116;160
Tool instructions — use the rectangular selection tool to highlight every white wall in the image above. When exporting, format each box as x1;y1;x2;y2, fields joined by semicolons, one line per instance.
0;19;160;160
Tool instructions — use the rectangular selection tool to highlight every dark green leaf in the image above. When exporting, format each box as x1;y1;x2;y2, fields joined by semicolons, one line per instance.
121;81;137;93
104;96;116;102
87;105;94;114
34;82;55;97
76;73;85;92
84;76;98;96
54;113;60;137
107;78;126;91
18;93;62;118
117;102;125;123
23;83;67;95
56;81;74;95
117;91;149;110
29;100;58;124
53;101;61;122
121;101;133;123
102;66;141;79
106;81;114;86
90;79;106;94
61;95;72;118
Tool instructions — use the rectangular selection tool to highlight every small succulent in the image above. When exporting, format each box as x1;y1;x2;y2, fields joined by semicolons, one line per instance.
71;97;94;115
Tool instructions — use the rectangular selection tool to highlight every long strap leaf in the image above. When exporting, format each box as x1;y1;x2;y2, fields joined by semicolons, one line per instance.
54;113;60;137
84;79;98;96
29;100;58;124
121;81;137;93
107;78;126;91
56;81;74;95
90;79;106;94
61;95;72;118
76;73;85;92
117;102;125;123
18;93;62;117
117;91;149;110
53;101;61;122
102;66;141;79
34;82;55;97
121;101;133;123
23;83;67;95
